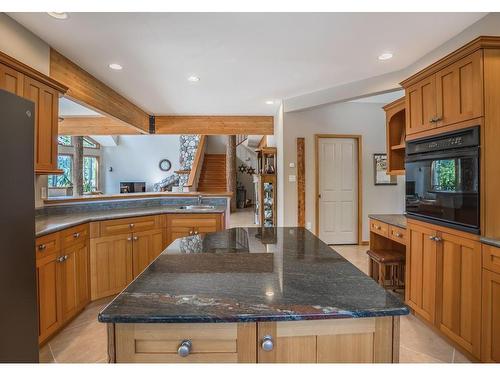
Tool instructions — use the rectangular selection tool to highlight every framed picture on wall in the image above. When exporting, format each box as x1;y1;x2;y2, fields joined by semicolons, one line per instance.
373;153;397;185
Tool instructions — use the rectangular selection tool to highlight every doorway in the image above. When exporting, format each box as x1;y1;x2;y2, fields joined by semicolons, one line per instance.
315;134;362;245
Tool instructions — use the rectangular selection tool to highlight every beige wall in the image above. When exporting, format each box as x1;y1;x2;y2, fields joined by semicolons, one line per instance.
281;101;405;242
1;13;52;207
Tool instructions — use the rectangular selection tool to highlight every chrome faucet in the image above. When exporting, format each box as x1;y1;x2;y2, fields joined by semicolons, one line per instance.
197;194;203;205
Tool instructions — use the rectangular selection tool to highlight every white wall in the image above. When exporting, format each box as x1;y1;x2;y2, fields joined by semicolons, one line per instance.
205;135;227;154
101;135;180;194
282;101;405;241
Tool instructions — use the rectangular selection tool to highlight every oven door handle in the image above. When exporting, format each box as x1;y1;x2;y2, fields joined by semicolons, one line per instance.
406;147;479;163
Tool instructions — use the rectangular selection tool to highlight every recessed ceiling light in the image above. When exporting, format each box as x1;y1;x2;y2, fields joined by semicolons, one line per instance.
108;63;123;71
187;75;200;83
47;12;68;20
378;52;393;61
265;100;274;105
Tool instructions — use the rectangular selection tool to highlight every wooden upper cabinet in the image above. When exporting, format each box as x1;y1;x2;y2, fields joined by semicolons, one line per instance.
435;50;483;128
436;232;481;358
0;62;24;95
23;77;60;174
482;268;500;363
405;75;437;135
383;97;406;175
406;222;438;324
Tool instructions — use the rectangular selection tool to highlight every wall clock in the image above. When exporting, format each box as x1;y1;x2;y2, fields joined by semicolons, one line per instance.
159;159;172;172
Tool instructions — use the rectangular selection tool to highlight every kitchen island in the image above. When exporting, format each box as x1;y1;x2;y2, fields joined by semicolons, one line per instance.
99;227;409;363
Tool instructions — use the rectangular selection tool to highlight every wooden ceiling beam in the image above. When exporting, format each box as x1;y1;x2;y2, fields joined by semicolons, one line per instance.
50;48;150;134
59;116;143;135
154;116;274;135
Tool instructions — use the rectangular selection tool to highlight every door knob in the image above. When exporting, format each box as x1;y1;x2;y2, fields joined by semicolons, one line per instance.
261;335;274;352
177;339;192;357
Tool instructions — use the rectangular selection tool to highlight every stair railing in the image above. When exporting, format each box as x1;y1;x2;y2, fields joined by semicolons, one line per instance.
185;135;207;191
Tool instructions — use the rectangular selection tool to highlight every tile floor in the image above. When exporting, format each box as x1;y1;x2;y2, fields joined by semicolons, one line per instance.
39;219;470;363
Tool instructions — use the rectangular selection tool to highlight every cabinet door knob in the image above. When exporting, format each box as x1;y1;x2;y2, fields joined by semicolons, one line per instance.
261;335;274;352
38;244;47;251
127;237;132;241
194;231;199;235
73;232;80;238
133;236;138;241
57;256;65;263
434;236;442;242
177;339;192;357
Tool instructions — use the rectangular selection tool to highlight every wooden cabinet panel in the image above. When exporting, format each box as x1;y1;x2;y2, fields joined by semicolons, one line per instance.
23;76;59;173
60;224;88;249
132;229;164;278
36;251;62;343
406;222;438;324
165;214;223;245
436;50;483;128
90;233;133;300
0;62;24;95
436;232;481;357
60;241;90;322
406;75;437;135
99;215;162;237
369;219;389;238
482;269;500;363
483;244;500;274
35;232;59;260
389;225;407;245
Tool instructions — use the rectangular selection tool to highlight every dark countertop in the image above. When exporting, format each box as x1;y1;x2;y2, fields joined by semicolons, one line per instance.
368;214;407;229
35;205;226;237
98;227;409;324
480;236;500;248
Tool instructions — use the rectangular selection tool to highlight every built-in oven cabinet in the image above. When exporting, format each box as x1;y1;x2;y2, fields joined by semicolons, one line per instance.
403;50;484;138
406;219;482;360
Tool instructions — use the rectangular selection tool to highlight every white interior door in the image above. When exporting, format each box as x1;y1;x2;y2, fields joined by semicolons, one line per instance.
318;137;358;244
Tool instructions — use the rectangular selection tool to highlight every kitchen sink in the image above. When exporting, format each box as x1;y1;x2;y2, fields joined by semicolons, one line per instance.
178;205;216;210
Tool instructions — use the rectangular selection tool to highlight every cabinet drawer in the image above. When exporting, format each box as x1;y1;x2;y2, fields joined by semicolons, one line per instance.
370;219;389;237
166;214;221;233
35;233;59;259
60;224;88;248
389;225;407;244
483;244;500;274
99;215;162;237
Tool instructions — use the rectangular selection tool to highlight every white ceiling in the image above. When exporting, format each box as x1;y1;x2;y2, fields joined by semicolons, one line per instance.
350;90;404;104
9;12;486;115
59;97;101;117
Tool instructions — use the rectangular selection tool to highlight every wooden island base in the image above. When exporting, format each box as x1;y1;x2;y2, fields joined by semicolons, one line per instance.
107;316;400;363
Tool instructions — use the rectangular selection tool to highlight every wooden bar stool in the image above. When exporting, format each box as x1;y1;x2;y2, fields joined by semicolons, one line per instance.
367;249;405;291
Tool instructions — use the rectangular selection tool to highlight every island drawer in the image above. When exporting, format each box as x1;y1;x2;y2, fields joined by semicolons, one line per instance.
370;219;389;237
60;224;88;248
99;215;163;237
113;322;256;363
35;232;59;259
389;225;407;245
483;243;500;274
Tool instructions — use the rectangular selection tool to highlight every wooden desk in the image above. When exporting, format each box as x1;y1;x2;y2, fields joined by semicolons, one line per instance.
369;215;407;251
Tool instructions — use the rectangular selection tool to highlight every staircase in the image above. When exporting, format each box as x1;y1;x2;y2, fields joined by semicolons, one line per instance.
197;154;227;193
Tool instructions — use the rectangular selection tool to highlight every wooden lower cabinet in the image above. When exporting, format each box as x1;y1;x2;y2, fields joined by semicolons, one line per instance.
90;233;134;300
110;317;399;363
165;213;224;245
36;249;62;343
132;229;164;278
436;232;481;358
482;269;500;362
406;222;438;324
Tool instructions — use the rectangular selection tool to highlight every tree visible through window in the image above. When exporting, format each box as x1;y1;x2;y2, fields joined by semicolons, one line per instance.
48;155;73;187
57;135;72;146
83;137;99;149
432;159;456;191
83;156;99;193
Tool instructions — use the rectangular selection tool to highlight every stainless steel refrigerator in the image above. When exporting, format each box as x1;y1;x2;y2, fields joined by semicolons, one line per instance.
0;89;39;362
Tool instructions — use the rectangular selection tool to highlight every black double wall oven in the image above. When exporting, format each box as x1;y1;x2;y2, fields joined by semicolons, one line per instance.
405;126;480;233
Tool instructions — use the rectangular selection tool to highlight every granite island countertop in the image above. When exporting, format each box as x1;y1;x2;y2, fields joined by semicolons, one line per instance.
368;214;407;229
36;205;226;237
98;227;409;324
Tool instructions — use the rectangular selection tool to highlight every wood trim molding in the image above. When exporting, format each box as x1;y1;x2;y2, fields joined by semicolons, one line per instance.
155;116;274;135
400;36;500;88
50;48;150;134
315;134;363;245
382;97;405;112
297;138;305;227
59;116;143;135
0;50;68;93
185;135;207;188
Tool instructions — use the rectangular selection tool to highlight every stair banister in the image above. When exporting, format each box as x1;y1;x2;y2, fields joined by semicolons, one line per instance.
185;135;207;191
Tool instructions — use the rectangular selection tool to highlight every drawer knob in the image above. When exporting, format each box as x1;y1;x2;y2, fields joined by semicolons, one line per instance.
73;232;80;239
395;232;402;238
129;223;135;228
38;244;47;251
177;339;192;357
127;237;132;241
194;231;199;235
261;335;274;352
377;226;381;230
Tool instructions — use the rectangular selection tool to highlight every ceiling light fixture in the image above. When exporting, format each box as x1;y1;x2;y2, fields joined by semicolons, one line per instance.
187;75;200;83
265;100;274;105
47;12;68;20
108;63;123;71
378;52;393;61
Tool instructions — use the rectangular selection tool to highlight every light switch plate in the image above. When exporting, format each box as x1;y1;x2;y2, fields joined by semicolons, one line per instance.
288;175;296;182
289;162;295;168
